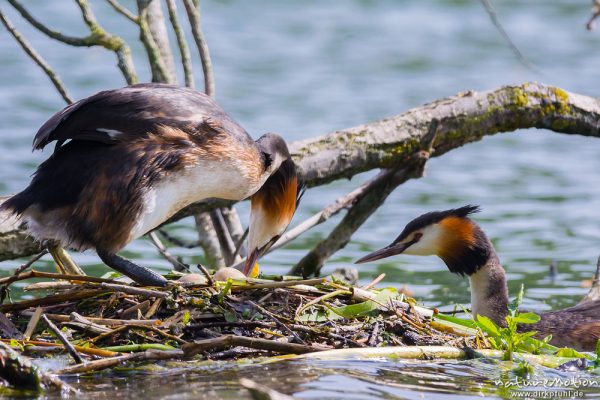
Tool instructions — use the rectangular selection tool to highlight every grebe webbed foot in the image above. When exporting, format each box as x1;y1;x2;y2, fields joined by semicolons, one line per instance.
97;250;168;287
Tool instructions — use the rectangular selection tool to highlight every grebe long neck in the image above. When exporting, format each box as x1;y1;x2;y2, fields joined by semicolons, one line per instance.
468;249;509;326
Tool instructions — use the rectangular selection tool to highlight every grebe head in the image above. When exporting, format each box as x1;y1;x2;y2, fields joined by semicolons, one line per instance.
243;134;304;275
355;205;491;276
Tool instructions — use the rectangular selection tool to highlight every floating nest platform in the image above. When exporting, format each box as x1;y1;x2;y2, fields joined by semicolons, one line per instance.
0;268;479;392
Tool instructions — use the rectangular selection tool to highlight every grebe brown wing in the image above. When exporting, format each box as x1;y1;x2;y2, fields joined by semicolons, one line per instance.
33;83;252;151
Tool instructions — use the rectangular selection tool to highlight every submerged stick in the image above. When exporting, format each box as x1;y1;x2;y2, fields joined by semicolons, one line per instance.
57;349;184;375
240;378;295;400
182;335;323;357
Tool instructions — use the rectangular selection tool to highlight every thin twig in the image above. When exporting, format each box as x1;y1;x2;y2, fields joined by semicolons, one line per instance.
247;300;306;345
210;209;238;266
29;313;159;327
158;229;199;248
0;269;120;287
98;283;169;298
106;0;138;22
0;12;73;104
149;231;189;272
196;264;215;286
1;338;117;357
41;314;84;364
231;278;326;292
0;289;107;312
183;0;215;97
13;250;48;276
165;0;194;88
362;273;385;290
479;0;536;72
587;0;600;30
123;324;188;344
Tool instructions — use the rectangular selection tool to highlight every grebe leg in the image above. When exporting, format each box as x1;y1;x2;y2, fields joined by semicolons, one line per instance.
48;245;85;276
97;250;168;287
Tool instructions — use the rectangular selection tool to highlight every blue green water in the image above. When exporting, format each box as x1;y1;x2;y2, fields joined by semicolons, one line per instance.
1;1;600;398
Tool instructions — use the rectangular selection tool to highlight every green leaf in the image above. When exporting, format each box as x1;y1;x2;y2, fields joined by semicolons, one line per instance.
182;310;190;325
296;309;329;322
296;288;399;322
596;339;600;360
509;284;525;314
475;315;501;337
511;312;540;324
556;347;587;358
434;313;477;329
224;311;237;322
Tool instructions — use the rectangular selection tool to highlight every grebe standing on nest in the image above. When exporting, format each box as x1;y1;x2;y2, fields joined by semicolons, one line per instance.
2;83;302;286
356;205;600;351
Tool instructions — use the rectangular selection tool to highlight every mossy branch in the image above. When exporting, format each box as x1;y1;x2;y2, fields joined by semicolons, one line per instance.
1;82;599;261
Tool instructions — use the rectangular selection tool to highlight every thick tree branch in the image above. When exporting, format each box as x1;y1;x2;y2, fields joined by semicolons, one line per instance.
2;83;599;261
0;11;73;104
291;82;600;187
8;0;138;84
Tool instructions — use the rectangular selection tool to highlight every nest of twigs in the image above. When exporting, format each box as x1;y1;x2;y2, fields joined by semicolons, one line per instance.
0;267;476;383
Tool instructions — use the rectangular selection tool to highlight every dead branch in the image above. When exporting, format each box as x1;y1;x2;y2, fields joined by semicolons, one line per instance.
2;83;600;262
479;0;535;71
41;314;83;364
137;0;174;83
183;0;214;96
7;0;138;84
0;11;73;104
166;0;195;87
587;0;600;30
105;0;138;22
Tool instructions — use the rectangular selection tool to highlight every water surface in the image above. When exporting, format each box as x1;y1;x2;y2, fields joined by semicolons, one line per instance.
1;1;599;398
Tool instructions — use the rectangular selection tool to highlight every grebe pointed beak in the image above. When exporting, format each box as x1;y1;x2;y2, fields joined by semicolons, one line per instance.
243;248;260;276
355;241;413;264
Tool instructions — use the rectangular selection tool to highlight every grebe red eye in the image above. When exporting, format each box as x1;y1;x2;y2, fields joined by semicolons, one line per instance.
414;232;423;240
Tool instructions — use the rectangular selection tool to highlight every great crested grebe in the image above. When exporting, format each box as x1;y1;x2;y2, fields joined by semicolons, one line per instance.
2;83;302;286
356;205;600;351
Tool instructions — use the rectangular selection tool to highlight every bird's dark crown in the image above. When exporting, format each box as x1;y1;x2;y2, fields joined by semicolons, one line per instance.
397;204;492;276
256;133;291;170
392;204;481;244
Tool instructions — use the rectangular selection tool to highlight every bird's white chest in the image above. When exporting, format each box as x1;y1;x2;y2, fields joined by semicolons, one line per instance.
130;160;263;240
